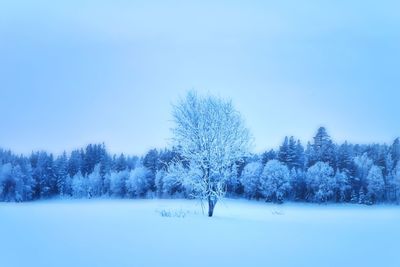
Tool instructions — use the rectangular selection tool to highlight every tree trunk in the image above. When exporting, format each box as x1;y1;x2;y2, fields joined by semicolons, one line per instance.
208;196;217;217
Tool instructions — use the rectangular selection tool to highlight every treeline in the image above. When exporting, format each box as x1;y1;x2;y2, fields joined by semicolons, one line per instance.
1;127;400;204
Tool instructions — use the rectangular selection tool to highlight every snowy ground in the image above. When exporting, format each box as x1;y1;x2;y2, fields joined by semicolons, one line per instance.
0;199;399;267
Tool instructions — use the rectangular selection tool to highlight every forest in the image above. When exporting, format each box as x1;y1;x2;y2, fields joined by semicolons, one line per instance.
1;126;399;205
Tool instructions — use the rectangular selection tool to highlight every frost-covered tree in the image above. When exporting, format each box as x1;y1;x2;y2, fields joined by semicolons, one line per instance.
333;170;350;202
259;160;290;203
171;91;252;216
240;161;263;199
307;127;336;168
0;163;14;201
155;169;165;197
161;162;186;197
278;136;301;170
392;162;400;202
126;166;151;198
366;165;384;204
113;154;128;172
30;152;57;198
294;140;305;170
354;153;373;189
68;150;83;177
55;152;69;196
390;138;400;165
109;170;129;197
142;149;159;191
72;171;88;198
87;164;103;198
306;162;335;203
289;168;306;201
337;142;355;175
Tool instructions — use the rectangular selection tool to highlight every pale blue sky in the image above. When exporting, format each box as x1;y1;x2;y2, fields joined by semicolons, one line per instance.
1;0;400;155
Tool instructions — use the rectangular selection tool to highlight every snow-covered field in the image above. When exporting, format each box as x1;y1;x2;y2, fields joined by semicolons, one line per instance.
0;199;399;267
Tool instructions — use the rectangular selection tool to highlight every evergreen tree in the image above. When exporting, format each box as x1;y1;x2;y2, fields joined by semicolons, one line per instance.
294;140;305;170
114;154;128;172
307;127;336;168
278;137;290;165
55;152;69;196
68;150;83;177
278;136;297;169
390;138;400;164
142;149;159;191
261;149;277;165
337;142;355;175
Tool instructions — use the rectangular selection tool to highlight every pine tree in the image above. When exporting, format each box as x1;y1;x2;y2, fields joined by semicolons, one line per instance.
337;142;355;174
261;150;277;165
68;150;83;177
294;140;305;170
55;152;69;196
143;149;159;191
114;154;127;172
278;137;289;165
308;127;336;168
390;138;400;164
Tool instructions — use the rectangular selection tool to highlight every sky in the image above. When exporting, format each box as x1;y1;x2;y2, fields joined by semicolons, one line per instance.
1;0;400;156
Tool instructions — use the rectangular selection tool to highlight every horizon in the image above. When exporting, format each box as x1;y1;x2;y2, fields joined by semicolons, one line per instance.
1;124;399;157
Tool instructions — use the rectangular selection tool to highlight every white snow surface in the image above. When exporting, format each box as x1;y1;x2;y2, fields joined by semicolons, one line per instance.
0;199;399;267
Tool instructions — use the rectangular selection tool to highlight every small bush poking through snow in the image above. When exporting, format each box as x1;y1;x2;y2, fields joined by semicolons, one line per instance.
157;209;190;218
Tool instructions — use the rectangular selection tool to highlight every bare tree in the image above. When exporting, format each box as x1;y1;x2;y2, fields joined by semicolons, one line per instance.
171;91;252;217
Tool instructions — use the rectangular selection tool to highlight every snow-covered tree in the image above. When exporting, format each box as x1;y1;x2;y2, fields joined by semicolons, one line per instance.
72;171;88;198
366;165;384;204
161;162;187;197
333;170;351;202
259;160;290;203
171;91;252;216
155;169;165;197
68;150;83;177
239;161;263;199
0;163;13;201
55;152;69;196
390;138;400;164
307;127;336;168
337;142;355;174
261;149;277;165
289;168;307;200
87;164;103;198
306;162;335;203
392;162;400;202
109;170;129;197
278;136;302;170
126;167;151;198
354;153;373;189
